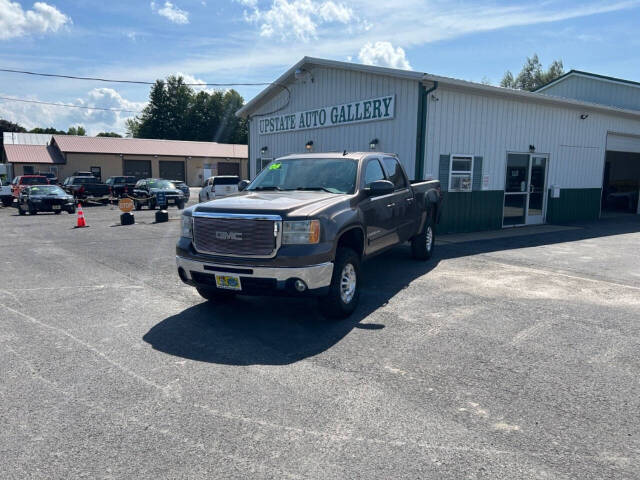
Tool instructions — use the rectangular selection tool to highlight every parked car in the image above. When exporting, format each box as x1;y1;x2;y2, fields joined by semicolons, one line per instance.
11;175;50;198
0;179;13;206
198;175;240;203
17;185;76;215
170;180;190;201
35;172;59;185
62;176;110;202
177;152;442;318
105;176;137;198
133;178;185;210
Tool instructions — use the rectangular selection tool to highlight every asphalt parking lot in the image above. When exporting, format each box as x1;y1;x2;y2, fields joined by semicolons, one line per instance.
1;194;640;479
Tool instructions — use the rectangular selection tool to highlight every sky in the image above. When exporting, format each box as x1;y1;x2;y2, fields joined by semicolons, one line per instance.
1;0;639;136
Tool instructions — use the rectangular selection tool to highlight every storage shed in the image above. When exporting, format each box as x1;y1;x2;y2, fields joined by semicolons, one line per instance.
237;57;640;233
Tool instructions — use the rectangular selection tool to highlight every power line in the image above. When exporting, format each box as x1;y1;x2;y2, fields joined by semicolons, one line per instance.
0;95;142;113
0;67;275;87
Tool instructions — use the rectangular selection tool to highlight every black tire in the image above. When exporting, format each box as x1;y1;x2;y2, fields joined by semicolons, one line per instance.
67;206;76;214
177;200;185;209
54;210;62;215
28;202;37;215
196;287;236;302
135;201;142;211
319;247;361;319
411;211;435;260
18;203;26;215
1;198;11;207
148;199;156;210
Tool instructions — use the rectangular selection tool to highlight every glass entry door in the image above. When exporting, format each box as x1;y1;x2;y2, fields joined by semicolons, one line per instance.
503;153;549;226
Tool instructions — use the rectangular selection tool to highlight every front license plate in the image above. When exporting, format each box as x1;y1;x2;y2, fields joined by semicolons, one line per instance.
52;205;61;210
215;274;242;291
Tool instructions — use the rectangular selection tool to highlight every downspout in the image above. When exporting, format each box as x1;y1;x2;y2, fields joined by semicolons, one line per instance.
414;80;438;180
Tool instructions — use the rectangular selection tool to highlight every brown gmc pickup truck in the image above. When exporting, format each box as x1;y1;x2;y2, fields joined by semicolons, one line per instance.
177;152;442;318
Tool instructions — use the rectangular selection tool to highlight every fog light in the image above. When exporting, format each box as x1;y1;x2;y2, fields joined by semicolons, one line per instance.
294;279;307;292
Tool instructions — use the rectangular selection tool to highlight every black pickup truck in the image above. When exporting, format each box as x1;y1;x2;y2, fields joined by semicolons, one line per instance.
176;152;442;318
62;176;110;202
105;176;137;198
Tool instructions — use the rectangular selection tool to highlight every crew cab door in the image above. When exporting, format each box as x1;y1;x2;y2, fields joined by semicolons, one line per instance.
361;157;397;255
381;156;416;242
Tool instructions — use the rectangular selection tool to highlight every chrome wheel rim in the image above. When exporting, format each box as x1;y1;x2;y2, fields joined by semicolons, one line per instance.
426;226;433;252
340;263;357;304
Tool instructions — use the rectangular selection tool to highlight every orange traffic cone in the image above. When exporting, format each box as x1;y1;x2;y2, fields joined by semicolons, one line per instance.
75;203;88;228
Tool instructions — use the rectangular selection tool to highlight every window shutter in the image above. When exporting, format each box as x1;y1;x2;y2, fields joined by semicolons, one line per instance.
439;154;450;192
473;156;483;191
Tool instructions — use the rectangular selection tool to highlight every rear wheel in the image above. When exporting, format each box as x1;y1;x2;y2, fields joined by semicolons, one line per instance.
319;247;361;319
411;211;435;260
196;287;236;302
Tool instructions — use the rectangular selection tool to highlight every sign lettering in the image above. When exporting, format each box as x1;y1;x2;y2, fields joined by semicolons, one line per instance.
258;95;395;135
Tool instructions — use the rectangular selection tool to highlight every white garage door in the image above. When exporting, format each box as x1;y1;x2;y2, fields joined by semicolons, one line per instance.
607;133;640;153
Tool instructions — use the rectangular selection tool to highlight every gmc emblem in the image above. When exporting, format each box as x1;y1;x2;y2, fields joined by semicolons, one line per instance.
215;231;243;241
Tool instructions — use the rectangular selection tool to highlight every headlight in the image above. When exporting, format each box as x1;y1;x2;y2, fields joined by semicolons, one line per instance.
282;220;320;244
181;215;193;239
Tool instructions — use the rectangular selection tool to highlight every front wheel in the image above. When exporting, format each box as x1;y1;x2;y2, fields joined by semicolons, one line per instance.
177;200;185;209
134;200;142;211
18;203;26;215
411;212;435;260
319;247;361;319
196;287;236;302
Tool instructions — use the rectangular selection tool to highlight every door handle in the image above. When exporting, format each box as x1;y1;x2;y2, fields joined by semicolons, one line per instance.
387;202;396;208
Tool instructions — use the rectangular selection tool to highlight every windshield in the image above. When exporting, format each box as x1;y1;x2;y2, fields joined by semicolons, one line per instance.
29;185;65;195
21;177;47;185
148;179;175;189
74;177;99;184
248;158;357;194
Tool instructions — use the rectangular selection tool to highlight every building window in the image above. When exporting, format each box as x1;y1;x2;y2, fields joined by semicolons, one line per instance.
449;155;474;192
256;157;272;174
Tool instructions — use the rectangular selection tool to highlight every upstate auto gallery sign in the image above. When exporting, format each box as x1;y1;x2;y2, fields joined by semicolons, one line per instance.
258;95;395;135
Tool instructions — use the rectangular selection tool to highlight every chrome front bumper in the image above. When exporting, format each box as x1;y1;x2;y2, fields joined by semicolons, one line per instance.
176;256;334;290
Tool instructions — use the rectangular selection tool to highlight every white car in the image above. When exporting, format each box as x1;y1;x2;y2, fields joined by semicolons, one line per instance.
0;179;13;207
198;176;241;203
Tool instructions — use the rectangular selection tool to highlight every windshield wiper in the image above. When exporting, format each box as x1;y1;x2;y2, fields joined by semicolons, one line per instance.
292;187;335;193
252;186;283;191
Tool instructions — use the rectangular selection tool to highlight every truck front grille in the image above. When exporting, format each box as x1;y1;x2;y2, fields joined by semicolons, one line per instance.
193;217;277;257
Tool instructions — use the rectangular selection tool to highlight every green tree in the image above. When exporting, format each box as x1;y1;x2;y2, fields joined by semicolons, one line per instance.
126;76;248;144
501;54;564;91
29;127;66;134
67;126;86;136
96;132;122;137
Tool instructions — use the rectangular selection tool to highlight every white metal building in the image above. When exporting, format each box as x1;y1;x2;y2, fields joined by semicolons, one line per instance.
237;57;640;233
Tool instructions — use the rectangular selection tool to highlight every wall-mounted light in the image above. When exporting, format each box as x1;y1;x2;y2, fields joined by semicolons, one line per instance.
529;145;536;152
154;154;158;158
305;140;314;151
580;114;589;120
260;146;268;155
431;94;440;101
294;68;314;83
119;154;123;158
369;138;379;150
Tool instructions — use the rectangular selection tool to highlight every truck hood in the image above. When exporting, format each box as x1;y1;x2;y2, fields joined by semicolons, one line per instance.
191;190;347;217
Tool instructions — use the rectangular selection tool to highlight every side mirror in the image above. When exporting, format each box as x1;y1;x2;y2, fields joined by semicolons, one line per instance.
367;180;395;197
238;180;250;191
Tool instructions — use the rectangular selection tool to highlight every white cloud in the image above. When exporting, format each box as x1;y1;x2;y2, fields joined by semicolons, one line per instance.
151;1;189;24
0;88;146;136
358;41;411;70
0;0;71;40
241;0;355;41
